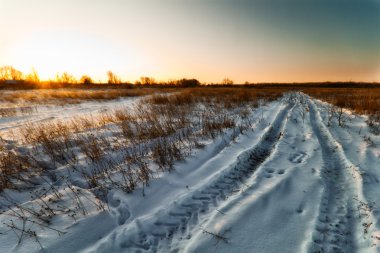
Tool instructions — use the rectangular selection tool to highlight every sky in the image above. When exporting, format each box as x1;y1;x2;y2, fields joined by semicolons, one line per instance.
0;0;379;83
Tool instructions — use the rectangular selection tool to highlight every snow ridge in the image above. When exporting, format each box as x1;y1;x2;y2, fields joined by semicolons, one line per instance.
307;98;377;253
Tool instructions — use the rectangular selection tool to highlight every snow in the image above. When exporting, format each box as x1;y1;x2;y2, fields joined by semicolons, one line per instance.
1;92;380;253
0;96;140;139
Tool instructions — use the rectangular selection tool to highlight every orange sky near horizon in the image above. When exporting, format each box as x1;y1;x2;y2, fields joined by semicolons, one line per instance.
0;0;379;83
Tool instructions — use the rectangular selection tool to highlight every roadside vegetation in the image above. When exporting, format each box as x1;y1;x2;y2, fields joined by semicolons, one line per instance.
0;88;156;105
301;87;380;133
0;87;286;249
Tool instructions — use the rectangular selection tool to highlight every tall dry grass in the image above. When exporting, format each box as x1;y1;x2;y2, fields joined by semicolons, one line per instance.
302;87;380;130
0;87;286;247
0;88;156;105
8;88;282;194
302;88;380;115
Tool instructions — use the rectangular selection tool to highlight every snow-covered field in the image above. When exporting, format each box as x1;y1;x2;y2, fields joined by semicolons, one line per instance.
0;96;140;139
1;92;380;253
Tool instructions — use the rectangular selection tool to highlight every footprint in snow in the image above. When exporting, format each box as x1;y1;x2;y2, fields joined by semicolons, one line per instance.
264;168;286;178
289;152;308;164
108;191;131;225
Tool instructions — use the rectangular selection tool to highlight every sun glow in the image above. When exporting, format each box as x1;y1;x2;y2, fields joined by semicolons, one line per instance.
7;30;137;81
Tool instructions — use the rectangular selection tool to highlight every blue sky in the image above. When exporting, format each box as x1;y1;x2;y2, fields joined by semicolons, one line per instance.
0;0;379;82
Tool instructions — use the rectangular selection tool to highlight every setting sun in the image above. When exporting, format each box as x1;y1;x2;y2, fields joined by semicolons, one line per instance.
6;30;139;81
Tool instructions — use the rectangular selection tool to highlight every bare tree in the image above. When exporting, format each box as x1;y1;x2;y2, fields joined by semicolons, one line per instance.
140;76;155;86
221;78;233;85
80;75;93;85
107;71;121;84
55;72;77;84
0;66;24;81
176;78;200;87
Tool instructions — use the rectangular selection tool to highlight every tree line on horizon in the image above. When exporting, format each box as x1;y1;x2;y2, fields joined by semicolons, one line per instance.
2;65;379;90
0;65;232;88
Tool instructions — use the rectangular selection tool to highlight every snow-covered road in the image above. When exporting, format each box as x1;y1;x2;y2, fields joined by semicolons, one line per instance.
79;94;380;253
1;93;380;253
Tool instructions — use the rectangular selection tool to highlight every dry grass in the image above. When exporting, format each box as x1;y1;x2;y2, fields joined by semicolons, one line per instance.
7;88;283;196
0;85;286;228
0;142;40;192
302;87;380;130
0;86;279;250
145;88;282;108
0;88;156;105
0;106;37;118
302;88;380;115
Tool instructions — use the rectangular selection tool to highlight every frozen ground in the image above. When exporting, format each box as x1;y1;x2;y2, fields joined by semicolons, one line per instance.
1;93;380;253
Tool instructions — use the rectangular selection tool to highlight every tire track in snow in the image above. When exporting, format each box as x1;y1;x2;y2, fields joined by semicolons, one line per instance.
89;102;294;253
307;98;375;253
